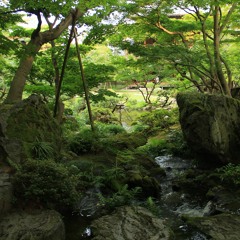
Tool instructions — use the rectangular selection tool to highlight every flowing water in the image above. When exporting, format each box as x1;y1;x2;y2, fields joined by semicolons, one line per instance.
65;155;210;239
155;155;210;239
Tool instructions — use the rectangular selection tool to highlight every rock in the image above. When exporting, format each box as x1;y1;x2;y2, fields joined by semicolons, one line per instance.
74;188;103;217
0;172;12;215
186;213;240;240
127;171;161;198
177;92;240;164
0;210;65;240
207;186;240;214
91;206;173;240
0;95;62;164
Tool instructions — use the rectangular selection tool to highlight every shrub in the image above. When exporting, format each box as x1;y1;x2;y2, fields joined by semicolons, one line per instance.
104;132;147;154
139;129;192;158
96;123;126;136
67;128;101;154
29;137;54;159
62;116;80;134
64;108;74;116
166;129;193;158
137;108;178;135
217;163;240;186
13;159;80;209
140;138;169;157
144;196;160;216
98;184;141;209
91;106;118;124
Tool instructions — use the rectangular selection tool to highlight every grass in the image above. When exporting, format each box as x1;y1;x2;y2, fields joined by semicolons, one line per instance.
116;89;159;103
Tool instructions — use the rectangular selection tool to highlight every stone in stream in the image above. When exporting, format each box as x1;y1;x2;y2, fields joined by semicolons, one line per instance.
91;205;173;240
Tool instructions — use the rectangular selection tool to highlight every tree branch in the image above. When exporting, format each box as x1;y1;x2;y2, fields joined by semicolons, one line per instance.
220;3;238;33
41;8;84;44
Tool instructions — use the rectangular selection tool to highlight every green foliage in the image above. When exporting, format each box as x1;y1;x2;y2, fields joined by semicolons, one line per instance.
140;129;192;158
137;108;178;135
96;122;126;136
9;0;80;16
67;128;101;154
131;123;149;133
110;0;240;94
90;89;118;103
62;62;116;98
166;129;193;158
24;84;54;97
104;132;147;154
84;24;116;45
13;159;80;209
67;123;127;155
140;138;169;157
62;116;80;137
66;159;103;188
217;163;240;186
97;184;141;209
91;106;118;124
144;196;160;216
30;137;54;160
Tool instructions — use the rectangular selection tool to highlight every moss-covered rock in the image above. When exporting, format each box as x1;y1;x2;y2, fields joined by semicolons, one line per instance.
206;186;240;213
0;210;65;240
177;91;240;164
0;95;62;165
91;206;173;240
186;213;240;240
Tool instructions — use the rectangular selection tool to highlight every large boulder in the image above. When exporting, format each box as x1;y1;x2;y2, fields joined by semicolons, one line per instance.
0;210;65;240
186;213;240;240
91;206;173;240
0;94;62;165
177;92;240;164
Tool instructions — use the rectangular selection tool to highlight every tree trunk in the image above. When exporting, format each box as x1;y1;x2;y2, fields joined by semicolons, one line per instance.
213;5;231;96
4;8;84;103
5;40;41;103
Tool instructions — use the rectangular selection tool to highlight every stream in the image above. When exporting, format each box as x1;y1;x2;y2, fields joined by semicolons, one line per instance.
154;155;209;239
65;155;210;239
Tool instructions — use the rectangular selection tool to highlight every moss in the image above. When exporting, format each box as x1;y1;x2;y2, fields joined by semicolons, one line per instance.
3;100;62;161
177;91;240;164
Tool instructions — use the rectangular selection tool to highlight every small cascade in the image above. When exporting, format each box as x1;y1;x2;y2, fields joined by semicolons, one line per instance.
155;155;191;194
155;155;210;239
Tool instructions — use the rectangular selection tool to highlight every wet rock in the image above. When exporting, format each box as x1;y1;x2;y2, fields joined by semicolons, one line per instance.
207;186;240;214
74;188;103;217
160;192;184;209
177;92;240;164
0;210;65;240
91;205;173;240
186;213;240;240
127;170;161;198
175;201;215;218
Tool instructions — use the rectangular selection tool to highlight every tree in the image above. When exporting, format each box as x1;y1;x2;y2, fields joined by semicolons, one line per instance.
113;56;164;104
1;0;118;103
110;0;240;96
